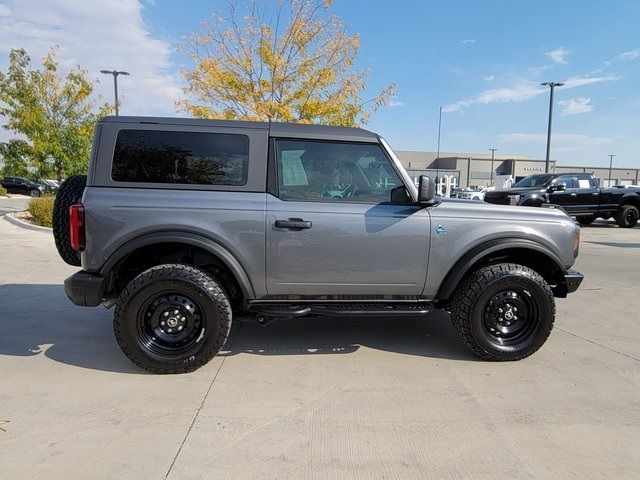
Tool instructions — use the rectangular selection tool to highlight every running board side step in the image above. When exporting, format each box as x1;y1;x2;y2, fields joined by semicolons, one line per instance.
247;302;434;320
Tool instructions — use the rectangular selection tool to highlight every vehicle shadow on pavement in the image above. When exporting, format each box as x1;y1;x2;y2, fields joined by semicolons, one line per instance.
0;285;477;374
586;221;639;229
585;241;640;248
0;284;144;374
223;311;478;362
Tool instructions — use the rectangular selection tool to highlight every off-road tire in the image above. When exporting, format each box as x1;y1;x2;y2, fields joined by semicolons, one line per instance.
114;264;232;374
449;263;555;361
614;205;639;228
576;215;596;226
52;175;87;266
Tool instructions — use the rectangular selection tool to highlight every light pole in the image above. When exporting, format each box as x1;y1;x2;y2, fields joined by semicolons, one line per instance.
489;148;497;187
541;82;564;173
607;154;616;187
100;70;130;115
435;106;442;192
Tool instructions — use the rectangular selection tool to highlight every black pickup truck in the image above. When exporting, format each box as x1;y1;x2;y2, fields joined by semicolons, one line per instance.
484;172;640;228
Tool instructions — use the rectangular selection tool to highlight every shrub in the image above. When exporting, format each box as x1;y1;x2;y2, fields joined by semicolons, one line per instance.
28;196;55;228
0;185;6;196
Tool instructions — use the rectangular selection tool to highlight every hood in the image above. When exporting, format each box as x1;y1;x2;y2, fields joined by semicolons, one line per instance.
437;195;571;221
486;186;545;195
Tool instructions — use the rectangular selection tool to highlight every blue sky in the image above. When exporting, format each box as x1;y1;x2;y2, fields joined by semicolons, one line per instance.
1;0;639;167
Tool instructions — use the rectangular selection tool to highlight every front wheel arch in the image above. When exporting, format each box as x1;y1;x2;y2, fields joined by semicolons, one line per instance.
435;239;566;303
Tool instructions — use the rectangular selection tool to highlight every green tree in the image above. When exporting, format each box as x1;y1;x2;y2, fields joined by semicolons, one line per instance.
178;0;395;126
0;139;32;178
0;48;112;181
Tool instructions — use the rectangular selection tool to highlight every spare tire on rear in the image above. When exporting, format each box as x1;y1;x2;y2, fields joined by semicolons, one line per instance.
53;175;87;266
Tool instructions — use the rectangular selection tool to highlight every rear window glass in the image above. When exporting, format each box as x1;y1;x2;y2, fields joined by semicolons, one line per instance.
112;130;249;185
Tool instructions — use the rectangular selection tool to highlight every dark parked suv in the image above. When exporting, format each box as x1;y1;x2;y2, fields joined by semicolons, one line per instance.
1;176;46;197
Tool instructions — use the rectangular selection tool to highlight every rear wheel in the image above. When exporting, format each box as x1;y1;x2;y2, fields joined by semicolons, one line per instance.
29;188;41;197
52;175;86;266
576;215;596;226
113;264;232;374
615;205;639;228
449;263;555;361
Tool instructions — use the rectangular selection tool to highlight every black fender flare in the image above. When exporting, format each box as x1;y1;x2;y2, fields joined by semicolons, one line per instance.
435;237;567;301
99;231;256;299
620;192;640;207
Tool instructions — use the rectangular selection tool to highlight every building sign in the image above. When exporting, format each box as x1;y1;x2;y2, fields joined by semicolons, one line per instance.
522;166;545;172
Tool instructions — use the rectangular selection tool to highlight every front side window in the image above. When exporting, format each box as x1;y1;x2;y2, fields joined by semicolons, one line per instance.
112;130;249;185
553;175;577;188
513;174;554;187
275;140;403;203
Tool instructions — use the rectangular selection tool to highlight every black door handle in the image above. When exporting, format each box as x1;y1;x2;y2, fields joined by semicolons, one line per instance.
275;218;312;230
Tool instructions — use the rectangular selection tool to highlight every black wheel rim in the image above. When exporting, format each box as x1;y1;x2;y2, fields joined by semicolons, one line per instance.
482;288;539;346
136;291;207;358
625;209;637;225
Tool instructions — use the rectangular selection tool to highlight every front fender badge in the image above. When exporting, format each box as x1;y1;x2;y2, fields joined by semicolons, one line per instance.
435;224;446;235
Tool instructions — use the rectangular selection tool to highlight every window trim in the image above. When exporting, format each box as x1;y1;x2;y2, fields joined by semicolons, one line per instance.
270;137;413;205
110;129;251;187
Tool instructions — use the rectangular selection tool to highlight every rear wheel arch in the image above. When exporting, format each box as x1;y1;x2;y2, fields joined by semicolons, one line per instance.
435;239;567;302
101;232;255;305
620;193;640;208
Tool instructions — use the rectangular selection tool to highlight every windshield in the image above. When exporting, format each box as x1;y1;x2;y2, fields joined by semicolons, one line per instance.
513;174;554;187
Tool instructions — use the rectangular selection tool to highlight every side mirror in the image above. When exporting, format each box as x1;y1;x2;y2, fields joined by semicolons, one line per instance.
417;175;436;204
549;182;567;193
390;186;410;204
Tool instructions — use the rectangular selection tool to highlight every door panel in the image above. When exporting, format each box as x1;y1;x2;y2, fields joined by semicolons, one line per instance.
549;175;578;213
266;196;430;298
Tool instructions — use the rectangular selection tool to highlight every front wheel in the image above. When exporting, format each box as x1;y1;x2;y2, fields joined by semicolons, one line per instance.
29;189;40;197
449;263;555;361
114;264;232;374
615;205;639;228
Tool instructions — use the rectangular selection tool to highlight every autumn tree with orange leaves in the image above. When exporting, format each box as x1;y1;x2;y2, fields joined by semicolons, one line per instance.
178;0;395;126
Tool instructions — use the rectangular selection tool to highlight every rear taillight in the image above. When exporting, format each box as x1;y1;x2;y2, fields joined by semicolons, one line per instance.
69;204;85;251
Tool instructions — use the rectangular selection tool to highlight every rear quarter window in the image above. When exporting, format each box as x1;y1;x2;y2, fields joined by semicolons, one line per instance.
111;130;249;186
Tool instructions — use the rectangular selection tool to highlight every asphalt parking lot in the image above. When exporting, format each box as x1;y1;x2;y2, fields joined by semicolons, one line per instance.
1;199;639;479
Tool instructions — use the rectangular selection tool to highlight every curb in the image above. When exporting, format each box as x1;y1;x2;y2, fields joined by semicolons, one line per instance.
3;212;53;233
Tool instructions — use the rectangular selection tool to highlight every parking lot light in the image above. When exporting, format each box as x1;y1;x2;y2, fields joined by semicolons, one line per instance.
541;82;564;173
100;70;130;116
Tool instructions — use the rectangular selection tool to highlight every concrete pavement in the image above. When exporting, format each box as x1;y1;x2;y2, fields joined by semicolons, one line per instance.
0;196;30;215
0;215;639;479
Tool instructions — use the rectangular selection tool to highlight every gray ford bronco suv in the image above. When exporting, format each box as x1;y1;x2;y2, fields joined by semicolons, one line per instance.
53;116;583;373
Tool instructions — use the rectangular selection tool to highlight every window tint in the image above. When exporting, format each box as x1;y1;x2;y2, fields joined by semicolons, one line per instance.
513;174;554;187
554;175;577;188
275;140;403;203
576;174;594;188
112;130;249;185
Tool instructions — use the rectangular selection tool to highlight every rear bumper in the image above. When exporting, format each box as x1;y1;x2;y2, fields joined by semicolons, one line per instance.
64;271;110;307
564;269;584;294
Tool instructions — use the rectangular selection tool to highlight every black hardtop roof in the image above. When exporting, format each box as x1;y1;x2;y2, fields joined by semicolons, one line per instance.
526;172;593;177
99;116;379;143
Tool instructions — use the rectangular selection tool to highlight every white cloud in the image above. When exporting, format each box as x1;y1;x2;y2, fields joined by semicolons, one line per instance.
618;49;640;60
499;133;611;152
461;38;476;45
444;74;618;113
528;64;554;74
484;74;495;81
387;95;405;107
444;83;546;113
0;0;181;137
545;47;570;64
558;97;594;116
562;74;619;88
